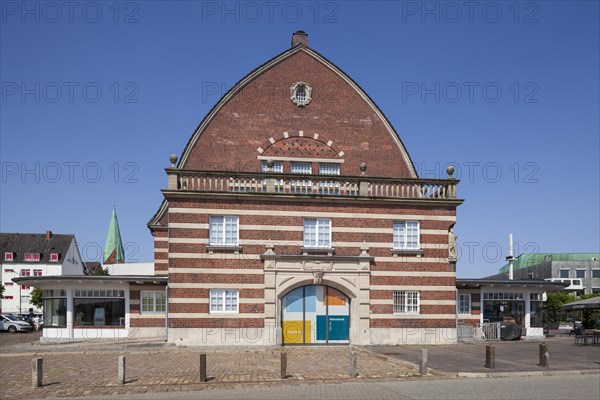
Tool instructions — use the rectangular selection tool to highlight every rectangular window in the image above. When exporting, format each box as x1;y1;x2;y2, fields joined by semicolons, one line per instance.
559;269;570;278
141;291;166;313
4;282;13;286
319;163;340;175
21;295;30;304
20;269;30;289
33;269;42;277
575;269;586;279
24;253;40;262
393;290;420;314
209;289;238;313
4;252;13;261
458;293;471;314
290;162;312;193
592;269;600;279
303;218;331;248
4;296;13;300
50;253;59;262
261;160;283;173
209;216;239;246
291;162;312;174
4;269;14;273
43;297;66;327
393;221;420;250
74;298;125;326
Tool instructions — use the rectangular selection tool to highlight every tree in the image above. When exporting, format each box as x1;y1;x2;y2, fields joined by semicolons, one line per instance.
30;288;44;309
95;267;110;276
544;291;577;322
0;283;4;299
579;293;600;329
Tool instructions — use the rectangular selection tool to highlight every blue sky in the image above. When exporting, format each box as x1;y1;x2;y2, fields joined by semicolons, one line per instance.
1;1;598;278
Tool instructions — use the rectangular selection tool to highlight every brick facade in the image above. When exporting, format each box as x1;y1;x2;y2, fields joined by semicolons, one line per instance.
148;32;463;346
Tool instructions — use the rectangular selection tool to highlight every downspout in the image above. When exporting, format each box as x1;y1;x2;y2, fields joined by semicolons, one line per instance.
165;285;169;342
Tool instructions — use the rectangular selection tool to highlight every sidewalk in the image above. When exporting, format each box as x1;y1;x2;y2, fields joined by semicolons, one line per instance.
0;343;417;399
1;333;598;400
366;335;600;376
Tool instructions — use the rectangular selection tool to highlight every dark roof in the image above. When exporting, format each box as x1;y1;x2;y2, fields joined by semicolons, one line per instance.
83;261;102;275
456;278;569;291
12;275;167;285
0;233;74;264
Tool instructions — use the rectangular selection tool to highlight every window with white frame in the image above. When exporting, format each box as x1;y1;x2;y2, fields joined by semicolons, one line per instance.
24;253;40;262
209;289;238;312
393;290;420;314
304;218;331;248
33;269;42;277
141;291;166;313
291;162;312;174
4;252;13;261
50;253;59;262
261;160;283;173
576;269;586;279
209;216;239;246
393;221;420;250
319;163;340;175
559;269;570;278
458;293;471;314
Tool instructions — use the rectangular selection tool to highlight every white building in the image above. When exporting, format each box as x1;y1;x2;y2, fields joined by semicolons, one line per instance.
1;231;84;315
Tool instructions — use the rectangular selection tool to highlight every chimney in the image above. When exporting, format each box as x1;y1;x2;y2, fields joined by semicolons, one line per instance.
291;31;308;47
45;230;53;240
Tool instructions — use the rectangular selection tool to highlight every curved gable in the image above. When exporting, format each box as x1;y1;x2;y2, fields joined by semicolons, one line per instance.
149;36;419;228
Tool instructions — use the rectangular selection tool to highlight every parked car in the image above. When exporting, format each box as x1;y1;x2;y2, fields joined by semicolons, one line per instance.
0;313;33;333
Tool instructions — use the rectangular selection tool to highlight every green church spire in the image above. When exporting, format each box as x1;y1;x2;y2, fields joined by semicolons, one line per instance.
104;206;125;264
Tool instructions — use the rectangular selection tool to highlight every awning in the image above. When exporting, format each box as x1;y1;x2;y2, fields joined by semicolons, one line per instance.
561;296;600;310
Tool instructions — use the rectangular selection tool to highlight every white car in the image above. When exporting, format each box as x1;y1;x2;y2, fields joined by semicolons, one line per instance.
1;313;33;333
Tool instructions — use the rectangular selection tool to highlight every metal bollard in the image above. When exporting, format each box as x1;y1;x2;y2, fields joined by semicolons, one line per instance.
280;351;287;379
32;357;43;388
349;351;358;378
118;355;126;385
199;353;207;382
419;348;428;375
485;343;495;369
539;342;549;367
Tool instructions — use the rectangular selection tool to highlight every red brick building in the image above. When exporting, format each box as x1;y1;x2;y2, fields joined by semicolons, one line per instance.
147;32;463;346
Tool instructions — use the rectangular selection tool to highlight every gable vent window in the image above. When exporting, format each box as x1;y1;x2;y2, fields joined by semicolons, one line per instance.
50;253;59;262
4;252;13;261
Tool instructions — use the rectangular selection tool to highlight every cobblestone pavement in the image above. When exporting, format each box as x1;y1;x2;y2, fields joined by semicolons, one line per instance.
0;345;417;399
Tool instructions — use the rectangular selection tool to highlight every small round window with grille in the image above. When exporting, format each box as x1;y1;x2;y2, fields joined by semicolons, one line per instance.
290;82;312;107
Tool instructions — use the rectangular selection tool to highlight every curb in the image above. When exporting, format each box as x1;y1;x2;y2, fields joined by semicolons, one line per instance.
456;369;600;378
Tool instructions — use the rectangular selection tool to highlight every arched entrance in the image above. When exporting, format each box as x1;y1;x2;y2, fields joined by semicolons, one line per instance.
281;285;350;345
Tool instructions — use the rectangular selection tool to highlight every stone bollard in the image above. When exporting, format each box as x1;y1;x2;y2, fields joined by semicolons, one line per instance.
32;357;43;388
539;342;549;367
280;351;287;379
349;351;358;378
419;348;428;375
118;355;126;385
485;343;495;369
199;353;207;382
